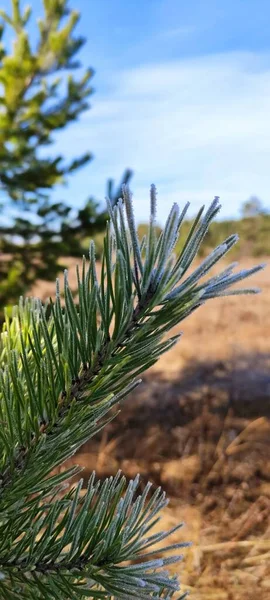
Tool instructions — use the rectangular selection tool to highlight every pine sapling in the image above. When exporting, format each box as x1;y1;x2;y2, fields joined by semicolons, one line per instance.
0;186;264;599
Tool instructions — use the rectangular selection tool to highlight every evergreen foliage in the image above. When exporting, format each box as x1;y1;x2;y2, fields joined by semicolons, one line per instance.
0;0;132;310
0;185;264;599
0;0;92;201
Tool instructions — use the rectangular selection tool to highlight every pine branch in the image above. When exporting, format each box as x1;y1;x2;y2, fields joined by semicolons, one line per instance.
0;185;264;598
0;472;190;599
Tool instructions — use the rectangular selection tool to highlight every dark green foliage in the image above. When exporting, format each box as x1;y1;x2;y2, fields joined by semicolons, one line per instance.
0;170;133;311
0;0;132;312
0;185;263;598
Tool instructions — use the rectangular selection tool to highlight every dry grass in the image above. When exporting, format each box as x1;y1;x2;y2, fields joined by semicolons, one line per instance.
32;257;270;599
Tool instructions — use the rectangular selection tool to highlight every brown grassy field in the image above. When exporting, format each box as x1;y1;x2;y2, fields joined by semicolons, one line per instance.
32;257;270;599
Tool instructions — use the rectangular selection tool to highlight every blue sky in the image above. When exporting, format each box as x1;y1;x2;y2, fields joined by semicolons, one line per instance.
2;0;270;224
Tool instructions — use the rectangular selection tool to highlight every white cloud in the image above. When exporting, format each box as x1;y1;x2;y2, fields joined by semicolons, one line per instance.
157;25;200;40
54;51;270;224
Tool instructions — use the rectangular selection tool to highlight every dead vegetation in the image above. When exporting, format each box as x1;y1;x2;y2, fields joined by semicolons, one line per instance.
34;258;270;599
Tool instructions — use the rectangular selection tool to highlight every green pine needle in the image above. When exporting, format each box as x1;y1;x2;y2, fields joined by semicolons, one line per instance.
0;185;264;599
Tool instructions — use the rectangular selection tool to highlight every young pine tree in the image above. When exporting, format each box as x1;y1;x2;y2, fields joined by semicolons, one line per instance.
0;0;132;310
0;187;264;599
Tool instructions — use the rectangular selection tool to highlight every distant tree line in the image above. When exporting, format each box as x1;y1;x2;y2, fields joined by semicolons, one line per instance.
138;196;270;260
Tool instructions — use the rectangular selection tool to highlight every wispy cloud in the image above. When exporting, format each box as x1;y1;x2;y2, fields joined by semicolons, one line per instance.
158;25;199;40
53;51;270;224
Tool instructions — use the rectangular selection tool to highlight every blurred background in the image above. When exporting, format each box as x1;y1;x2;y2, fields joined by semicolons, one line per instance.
0;1;270;598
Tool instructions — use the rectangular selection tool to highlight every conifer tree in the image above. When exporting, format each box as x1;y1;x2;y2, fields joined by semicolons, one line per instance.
0;185;264;599
0;0;132;310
